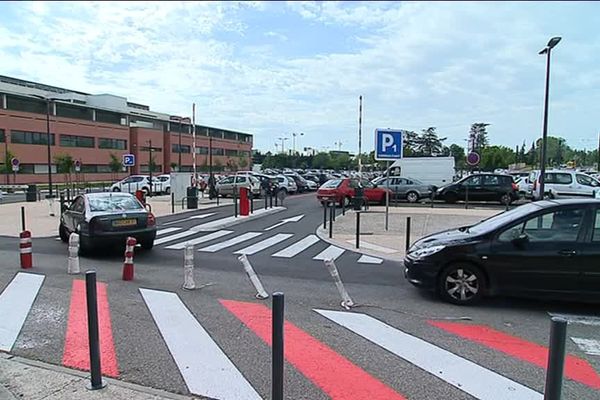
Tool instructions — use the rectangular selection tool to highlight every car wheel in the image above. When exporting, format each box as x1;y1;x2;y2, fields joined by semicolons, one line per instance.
165;187;171;195
438;263;485;305
500;193;512;205
59;223;69;243
444;192;457;204
112;187;121;192
340;196;351;208
142;187;150;195
140;240;154;250
406;191;419;203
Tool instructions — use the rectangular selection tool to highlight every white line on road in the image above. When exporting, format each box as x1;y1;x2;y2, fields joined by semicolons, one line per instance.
154;229;198;245
165;230;233;250
346;240;397;254
315;309;542;400
571;337;600;356
313;245;345;261
234;233;293;255
357;255;384;264
140;289;261;400
157;227;182;236
0;273;45;351
198;232;263;253
191;207;285;232
272;234;320;258
162;213;216;226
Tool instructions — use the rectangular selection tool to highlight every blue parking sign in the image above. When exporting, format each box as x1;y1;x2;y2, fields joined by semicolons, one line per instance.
375;129;403;160
122;154;135;167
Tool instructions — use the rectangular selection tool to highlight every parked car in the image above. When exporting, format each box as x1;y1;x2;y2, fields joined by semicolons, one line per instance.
529;170;600;200
372;176;433;203
215;175;261;197
155;174;171;194
275;175;297;195
59;192;156;253
404;199;600;305
284;173;311;193
316;178;392;207
110;175;161;195
436;174;518;205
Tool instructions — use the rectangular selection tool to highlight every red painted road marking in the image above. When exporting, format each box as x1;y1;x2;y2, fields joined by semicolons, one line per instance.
429;321;600;390
63;280;119;377
220;300;406;400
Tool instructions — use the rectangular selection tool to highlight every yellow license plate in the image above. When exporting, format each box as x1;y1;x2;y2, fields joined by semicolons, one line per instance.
112;218;137;227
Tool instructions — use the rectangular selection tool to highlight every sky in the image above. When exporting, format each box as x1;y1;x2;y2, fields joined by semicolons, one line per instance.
1;1;599;154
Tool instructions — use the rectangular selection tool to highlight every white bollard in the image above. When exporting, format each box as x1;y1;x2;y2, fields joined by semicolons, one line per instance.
237;254;269;299
323;259;354;310
48;197;56;217
182;242;196;290
67;233;80;274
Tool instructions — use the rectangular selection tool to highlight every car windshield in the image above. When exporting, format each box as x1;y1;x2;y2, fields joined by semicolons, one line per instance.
468;203;542;234
88;195;143;212
322;179;342;188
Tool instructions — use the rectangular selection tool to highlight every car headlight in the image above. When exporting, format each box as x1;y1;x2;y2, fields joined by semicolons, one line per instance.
408;245;445;259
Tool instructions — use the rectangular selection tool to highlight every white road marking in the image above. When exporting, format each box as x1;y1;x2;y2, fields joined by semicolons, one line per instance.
190;213;216;219
272;235;320;258
234;233;293;255
313;245;345;261
346;240;397;254
357;255;383;264
165;230;233;250
157;227;182;236
264;214;304;231
0;273;45;351
154;230;198;245
140;289;261;400
162;213;216;226
315;309;542;400
198;232;263;253
571;337;600;356
191;207;285;232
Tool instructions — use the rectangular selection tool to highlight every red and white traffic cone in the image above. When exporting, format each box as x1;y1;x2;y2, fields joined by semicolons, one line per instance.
19;230;33;269
122;237;136;281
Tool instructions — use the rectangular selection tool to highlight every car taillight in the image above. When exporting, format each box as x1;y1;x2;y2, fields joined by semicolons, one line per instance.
147;213;156;226
512;183;518;191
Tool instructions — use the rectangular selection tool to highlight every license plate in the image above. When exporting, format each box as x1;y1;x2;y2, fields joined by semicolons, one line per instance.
112;218;137;227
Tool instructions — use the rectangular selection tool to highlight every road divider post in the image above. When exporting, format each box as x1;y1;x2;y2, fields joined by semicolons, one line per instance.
323;201;327;230
171;192;175;214
182;242;196;290
19;230;32;269
405;216;411;252
122;237;136;281
329;202;334;239
238;254;269;299
234;188;238;218
272;292;284;400
250;191;254;214
323;259;354;310
355;211;360;249
21;206;25;231
68;233;80;274
85;270;106;390
544;317;568;400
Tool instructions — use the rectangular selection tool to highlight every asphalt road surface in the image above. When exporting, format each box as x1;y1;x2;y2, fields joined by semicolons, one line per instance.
0;193;598;400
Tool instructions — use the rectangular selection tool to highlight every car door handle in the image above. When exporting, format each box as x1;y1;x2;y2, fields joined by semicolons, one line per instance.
558;250;577;257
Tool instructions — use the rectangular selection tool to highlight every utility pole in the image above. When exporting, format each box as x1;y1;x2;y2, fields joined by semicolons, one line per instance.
192;103;197;186
46;98;53;198
148;139;153;197
358;95;363;175
178;118;182;170
597;132;600;172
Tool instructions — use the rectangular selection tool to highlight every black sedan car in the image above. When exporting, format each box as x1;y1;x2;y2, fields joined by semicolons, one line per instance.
59;192;157;253
404;199;600;305
436;173;518;205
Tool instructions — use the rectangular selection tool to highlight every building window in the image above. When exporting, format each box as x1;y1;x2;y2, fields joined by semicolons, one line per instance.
139;146;162;152
60;134;95;148
209;129;223;139
96;110;124;125
98;138;127;150
32;164;57;174
224;131;238;141
195;146;209;154
80;164;112;173
211;147;224;156
19;164;35;174
56;103;94;120
5;95;47;114
172;144;191;153
225;149;238;156
11;130;55;145
140;164;163;173
0;129;4;143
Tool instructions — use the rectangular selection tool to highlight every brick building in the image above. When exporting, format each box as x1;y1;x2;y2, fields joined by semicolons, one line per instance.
0;75;252;185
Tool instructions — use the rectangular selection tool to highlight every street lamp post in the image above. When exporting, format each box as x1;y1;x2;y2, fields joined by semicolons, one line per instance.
538;36;561;200
147;139;153;197
178;119;182;170
277;137;289;155
46;98;53;197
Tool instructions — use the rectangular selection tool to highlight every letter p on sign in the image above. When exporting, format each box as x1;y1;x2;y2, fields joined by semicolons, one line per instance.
375;129;403;161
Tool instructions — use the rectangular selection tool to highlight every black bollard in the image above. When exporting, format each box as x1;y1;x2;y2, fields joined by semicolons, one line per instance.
21;206;26;231
250;192;254;214
264;191;268;210
275;191;278;207
323;201;328;229
544;317;568;400
329;202;334;239
171;192;175;214
234;189;238;218
270;192;273;208
405;216;411;251
332;201;336;221
272;292;284;400
342;198;346;215
216;190;220;205
85;271;106;390
355;211;360;249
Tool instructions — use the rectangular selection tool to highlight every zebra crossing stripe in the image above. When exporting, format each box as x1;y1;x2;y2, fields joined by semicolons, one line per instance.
357;255;383;264
165;230;233;250
198;232;262;253
430;320;600;390
571;337;600;356
157;227;182;236
154;229;198;245
317;309;542;400
272;234;320;258
313;245;345;261
162;213;216;226
221;300;407;400
140;289;261;400
234;233;293;255
0;273;44;351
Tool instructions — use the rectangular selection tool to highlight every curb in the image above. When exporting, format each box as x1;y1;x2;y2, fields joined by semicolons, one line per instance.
315;225;403;262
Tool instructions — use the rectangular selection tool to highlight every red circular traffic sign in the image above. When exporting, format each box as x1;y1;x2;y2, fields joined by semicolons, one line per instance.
467;152;480;166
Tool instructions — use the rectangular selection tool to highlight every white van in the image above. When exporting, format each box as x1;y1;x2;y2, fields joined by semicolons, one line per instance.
387;157;454;188
530;170;600;200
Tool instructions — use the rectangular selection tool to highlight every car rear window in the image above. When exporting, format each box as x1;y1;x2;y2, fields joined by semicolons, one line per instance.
322;179;342;188
89;196;143;212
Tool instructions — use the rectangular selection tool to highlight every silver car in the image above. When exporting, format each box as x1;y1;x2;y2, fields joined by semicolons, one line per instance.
373;176;433;203
216;175;261;197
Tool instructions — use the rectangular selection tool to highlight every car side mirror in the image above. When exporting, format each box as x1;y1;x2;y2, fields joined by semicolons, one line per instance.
511;233;529;248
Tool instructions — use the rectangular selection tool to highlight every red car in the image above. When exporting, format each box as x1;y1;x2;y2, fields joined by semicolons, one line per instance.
316;178;392;207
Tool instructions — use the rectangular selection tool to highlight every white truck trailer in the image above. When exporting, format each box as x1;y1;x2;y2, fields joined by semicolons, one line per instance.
386;156;455;188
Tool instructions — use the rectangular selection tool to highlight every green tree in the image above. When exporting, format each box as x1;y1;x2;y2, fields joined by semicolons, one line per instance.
312;152;332;169
480;146;515;171
402;130;419;156
448;144;465;170
238;155;249;169
54;153;74;187
415;127;446;156
109;153;122;174
470;123;490;150
1;150;16;175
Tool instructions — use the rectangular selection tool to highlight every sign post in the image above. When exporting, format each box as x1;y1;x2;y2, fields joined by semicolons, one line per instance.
122;154;135;177
375;129;403;231
11;157;19;185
